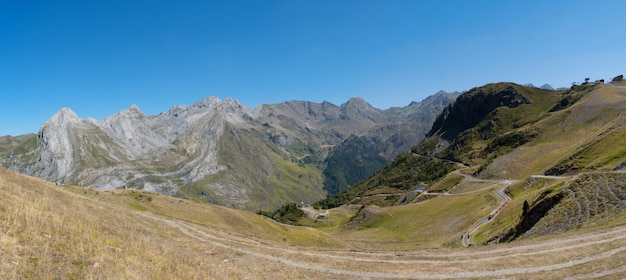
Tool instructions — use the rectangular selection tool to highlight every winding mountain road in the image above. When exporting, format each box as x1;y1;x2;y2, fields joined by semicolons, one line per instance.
461;181;513;247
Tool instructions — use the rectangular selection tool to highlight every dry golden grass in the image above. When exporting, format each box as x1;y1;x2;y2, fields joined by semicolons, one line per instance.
0;168;329;279
1;167;625;279
0;169;224;279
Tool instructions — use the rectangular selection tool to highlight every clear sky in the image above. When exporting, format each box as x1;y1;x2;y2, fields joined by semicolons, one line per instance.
1;0;625;136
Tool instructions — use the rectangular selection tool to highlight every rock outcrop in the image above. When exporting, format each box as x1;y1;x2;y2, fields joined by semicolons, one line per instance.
611;74;623;82
428;83;533;141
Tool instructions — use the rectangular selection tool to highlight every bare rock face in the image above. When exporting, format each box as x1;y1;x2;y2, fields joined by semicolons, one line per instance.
11;98;243;193
35;108;85;180
101;104;164;158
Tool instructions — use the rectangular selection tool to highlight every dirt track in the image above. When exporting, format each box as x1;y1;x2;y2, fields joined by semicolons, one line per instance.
141;212;626;279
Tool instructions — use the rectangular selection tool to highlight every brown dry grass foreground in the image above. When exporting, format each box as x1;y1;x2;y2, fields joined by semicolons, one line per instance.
1;167;625;279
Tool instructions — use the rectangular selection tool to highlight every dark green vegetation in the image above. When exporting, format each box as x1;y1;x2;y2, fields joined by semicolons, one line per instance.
315;153;454;209
322;135;387;195
257;203;306;225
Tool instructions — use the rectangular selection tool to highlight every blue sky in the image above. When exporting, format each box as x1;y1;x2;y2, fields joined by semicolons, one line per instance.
1;0;625;136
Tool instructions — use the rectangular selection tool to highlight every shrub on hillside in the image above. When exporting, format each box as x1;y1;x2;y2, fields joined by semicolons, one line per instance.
258;203;306;225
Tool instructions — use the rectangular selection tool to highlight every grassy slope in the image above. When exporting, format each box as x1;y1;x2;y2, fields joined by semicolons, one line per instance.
308;83;626;248
0;167;349;279
2;168;625;279
179;122;325;211
330;191;498;250
470;177;566;244
473;173;626;244
450;83;626;243
430;83;564;167
482;84;626;178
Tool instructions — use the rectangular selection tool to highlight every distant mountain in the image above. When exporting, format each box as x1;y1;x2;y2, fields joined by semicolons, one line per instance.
524;83;556;90
539;83;554;90
322;91;459;195
0;93;457;211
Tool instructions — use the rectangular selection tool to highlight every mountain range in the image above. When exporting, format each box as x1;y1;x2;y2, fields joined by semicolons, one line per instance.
1;76;625;278
0;92;458;211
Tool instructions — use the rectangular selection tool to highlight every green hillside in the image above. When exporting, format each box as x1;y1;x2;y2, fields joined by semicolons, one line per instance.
305;80;626;247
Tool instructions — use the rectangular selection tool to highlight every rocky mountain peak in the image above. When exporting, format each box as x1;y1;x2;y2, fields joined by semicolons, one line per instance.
217;98;246;112
162;104;189;118
344;97;368;106
114;104;145;119
49;107;80;125
128;104;142;113
189;97;247;119
339;97;381;120
102;104;147;132
422;91;461;107
192;96;222;109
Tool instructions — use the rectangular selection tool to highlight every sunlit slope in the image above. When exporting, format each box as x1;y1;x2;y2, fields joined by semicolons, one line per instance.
330;191;498;249
415;82;626;179
1;168;625;279
426;82;564;168
482;83;626;178
0;168;347;279
473;173;626;244
309;81;626;248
